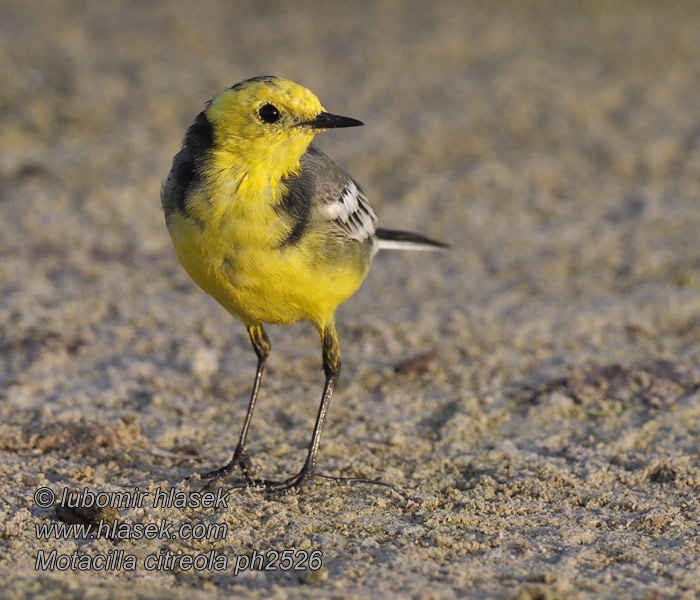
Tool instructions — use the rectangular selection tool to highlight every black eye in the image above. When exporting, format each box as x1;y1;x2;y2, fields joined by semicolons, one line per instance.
258;103;280;124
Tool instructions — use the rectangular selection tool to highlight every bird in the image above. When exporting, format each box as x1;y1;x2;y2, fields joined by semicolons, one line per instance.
161;75;446;491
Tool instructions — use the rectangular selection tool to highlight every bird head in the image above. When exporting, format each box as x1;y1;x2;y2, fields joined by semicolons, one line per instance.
203;76;362;182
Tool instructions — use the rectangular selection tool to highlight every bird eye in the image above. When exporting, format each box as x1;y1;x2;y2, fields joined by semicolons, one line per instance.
258;103;280;124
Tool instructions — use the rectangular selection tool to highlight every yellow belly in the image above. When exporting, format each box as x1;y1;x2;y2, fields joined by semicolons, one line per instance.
167;212;366;329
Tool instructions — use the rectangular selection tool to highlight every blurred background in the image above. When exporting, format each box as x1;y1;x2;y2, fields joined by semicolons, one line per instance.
1;1;700;598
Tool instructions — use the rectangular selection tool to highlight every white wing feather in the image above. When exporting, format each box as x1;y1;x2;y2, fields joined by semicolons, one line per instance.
324;180;377;242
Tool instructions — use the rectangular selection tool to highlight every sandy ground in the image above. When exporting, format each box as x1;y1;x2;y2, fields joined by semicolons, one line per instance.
1;1;700;598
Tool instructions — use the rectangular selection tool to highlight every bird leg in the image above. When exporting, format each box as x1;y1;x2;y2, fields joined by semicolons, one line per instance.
199;324;270;490
200;322;398;495
253;339;402;496
268;324;340;490
221;322;340;492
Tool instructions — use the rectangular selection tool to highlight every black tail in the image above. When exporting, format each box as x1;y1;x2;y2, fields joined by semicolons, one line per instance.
375;228;449;251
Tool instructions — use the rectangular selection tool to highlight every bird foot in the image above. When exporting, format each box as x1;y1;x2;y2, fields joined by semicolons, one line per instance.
196;455;404;499
217;468;405;499
224;465;315;493
198;448;254;491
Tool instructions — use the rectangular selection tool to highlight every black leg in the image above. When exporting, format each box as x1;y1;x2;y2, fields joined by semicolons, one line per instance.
219;322;339;492
301;323;341;474
199;324;271;490
211;321;400;496
255;321;340;490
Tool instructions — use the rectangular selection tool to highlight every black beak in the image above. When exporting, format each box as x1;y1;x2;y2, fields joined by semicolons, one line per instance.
302;111;364;129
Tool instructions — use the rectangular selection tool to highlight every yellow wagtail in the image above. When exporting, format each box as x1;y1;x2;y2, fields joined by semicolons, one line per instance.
162;76;446;490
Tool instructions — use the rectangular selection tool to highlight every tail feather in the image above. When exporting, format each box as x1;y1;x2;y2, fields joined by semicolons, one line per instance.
374;228;449;252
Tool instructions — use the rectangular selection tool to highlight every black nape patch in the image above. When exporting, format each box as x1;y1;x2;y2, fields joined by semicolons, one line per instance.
168;111;214;214
171;149;196;214
185;111;214;156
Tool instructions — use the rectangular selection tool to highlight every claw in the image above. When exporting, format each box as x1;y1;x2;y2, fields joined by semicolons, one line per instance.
199;448;254;491
207;468;405;501
223;465;315;493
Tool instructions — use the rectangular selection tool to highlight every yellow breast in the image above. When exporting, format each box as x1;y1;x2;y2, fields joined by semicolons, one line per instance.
166;182;366;329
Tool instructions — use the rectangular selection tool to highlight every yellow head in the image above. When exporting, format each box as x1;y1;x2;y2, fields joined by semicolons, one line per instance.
204;76;362;182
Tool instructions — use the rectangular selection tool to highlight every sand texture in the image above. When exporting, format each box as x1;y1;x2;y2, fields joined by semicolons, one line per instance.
1;1;700;598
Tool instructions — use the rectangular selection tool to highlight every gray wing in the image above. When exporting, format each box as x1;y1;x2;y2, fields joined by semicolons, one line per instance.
281;144;377;245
